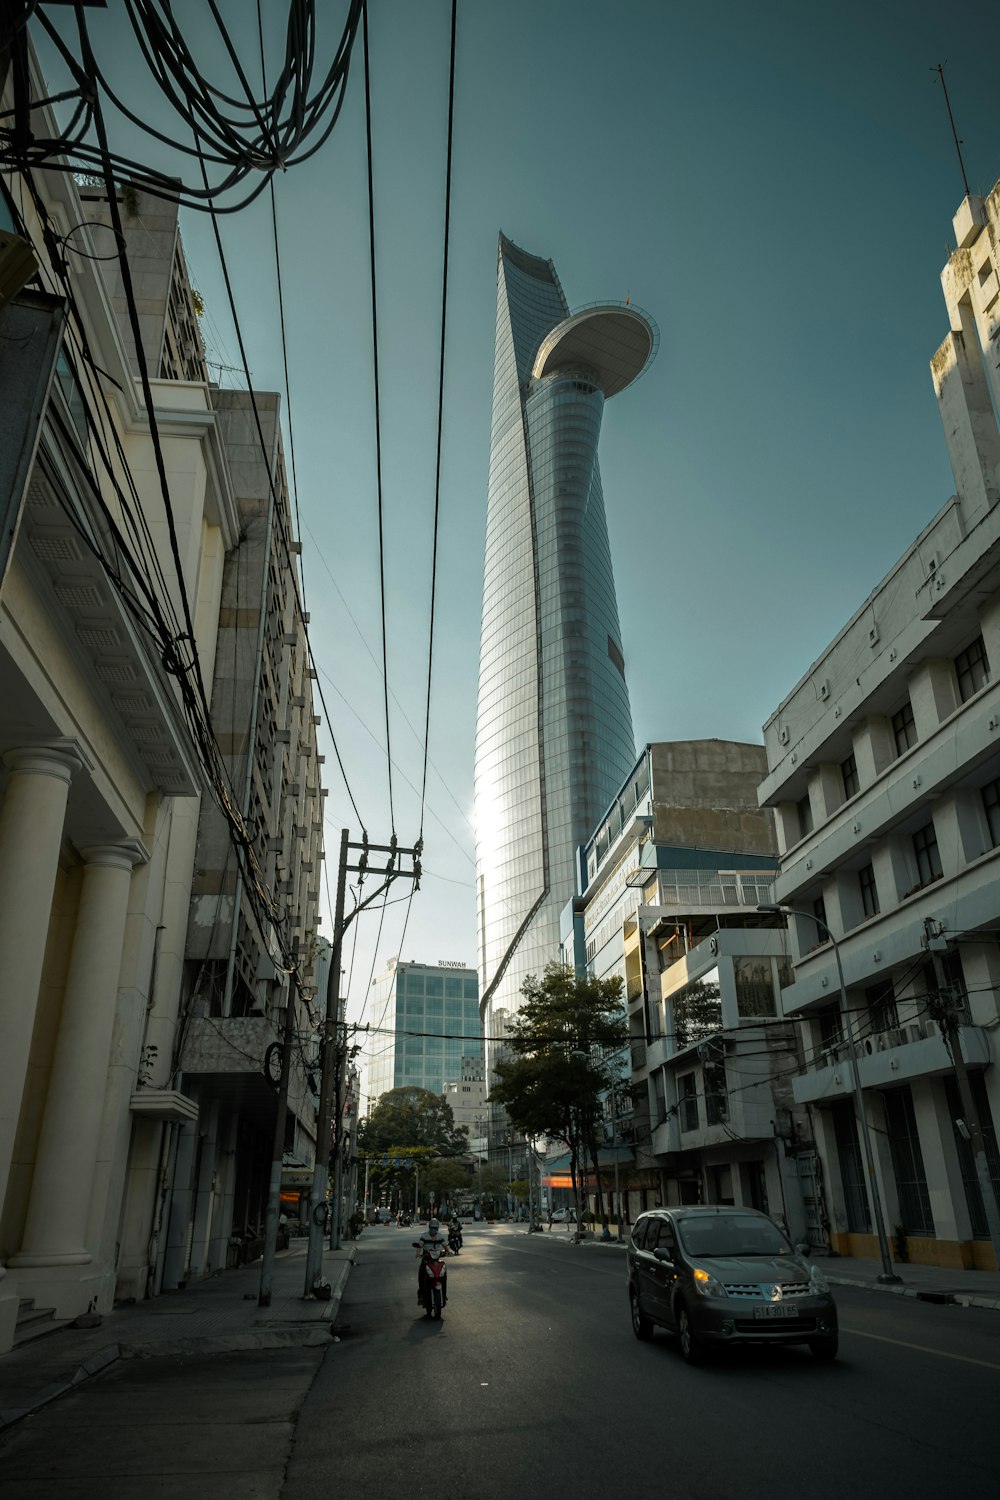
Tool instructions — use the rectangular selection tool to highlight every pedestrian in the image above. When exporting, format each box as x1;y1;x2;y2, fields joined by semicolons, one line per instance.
547;1206;553;1231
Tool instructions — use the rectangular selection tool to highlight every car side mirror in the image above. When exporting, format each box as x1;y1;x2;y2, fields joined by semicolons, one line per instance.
795;1243;809;1256
652;1247;674;1263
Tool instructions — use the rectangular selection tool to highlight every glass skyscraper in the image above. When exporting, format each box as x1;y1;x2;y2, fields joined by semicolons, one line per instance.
475;233;656;1042
366;959;482;1105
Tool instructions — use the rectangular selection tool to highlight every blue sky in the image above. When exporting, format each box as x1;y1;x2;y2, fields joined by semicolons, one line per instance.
34;1;998;1063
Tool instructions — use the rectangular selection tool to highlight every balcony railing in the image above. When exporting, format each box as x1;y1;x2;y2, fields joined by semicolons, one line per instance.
654;870;775;910
812;1020;936;1071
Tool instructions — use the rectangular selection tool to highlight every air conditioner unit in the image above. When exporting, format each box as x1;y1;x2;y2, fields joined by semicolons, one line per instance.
819;1047;838;1070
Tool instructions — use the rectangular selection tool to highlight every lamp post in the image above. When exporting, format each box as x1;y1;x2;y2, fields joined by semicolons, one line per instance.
757;902;899;1283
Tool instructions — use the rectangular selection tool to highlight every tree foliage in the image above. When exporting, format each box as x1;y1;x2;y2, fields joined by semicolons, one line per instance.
489;963;627;1224
358;1086;468;1157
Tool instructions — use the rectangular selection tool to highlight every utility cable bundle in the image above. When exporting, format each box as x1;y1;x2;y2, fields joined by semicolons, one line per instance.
1;0;363;212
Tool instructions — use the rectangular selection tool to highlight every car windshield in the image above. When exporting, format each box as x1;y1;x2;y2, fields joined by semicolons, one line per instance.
676;1214;791;1258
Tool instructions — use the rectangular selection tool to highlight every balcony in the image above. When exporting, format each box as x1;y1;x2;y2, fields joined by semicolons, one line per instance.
653;870;775;910
793;1023;992;1105
179;1015;280;1124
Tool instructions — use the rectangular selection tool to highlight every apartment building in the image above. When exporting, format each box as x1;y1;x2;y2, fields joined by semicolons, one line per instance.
757;185;1000;1271
0;61;324;1347
562;742;808;1232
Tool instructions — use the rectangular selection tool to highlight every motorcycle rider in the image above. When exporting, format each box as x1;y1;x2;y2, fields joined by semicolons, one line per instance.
413;1218;448;1307
448;1217;462;1253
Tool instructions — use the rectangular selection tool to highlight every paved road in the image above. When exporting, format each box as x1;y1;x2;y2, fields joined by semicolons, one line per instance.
2;1224;998;1498
289;1223;1000;1500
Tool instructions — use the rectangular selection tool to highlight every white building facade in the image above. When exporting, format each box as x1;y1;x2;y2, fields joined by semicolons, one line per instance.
758;185;1000;1271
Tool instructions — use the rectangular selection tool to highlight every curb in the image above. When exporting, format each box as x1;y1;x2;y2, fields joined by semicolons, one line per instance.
0;1343;121;1431
0;1247;357;1431
827;1273;1000;1312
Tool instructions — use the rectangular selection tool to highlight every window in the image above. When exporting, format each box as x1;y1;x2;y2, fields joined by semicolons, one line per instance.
630;1217;651;1249
812;894;828;938
859;863;879;918
982;778;1000;847
841;753;859;800
797;793;814;838
866;981;898;1034
703;1050;729;1125
673;967;722;1049
882;1086;934;1236
680;1073;699;1133
831;1100;871;1232
912;821;943;885
647;1218;677;1255
892;701;918;756
955;634;990;703
734;956;776;1018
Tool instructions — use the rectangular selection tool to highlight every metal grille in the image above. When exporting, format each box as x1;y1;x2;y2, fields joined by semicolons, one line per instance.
722;1281;811;1299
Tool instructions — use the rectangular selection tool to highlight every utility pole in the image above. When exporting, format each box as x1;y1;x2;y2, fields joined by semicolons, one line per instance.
329;1012;349;1251
258;978;297;1306
924;920;1000;1266
305;828;421;1295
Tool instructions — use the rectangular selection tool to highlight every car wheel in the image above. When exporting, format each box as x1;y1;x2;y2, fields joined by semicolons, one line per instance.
677;1302;705;1365
809;1336;838;1362
629;1287;653;1341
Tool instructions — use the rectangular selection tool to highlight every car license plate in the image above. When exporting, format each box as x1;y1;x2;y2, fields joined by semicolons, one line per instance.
753;1304;798;1319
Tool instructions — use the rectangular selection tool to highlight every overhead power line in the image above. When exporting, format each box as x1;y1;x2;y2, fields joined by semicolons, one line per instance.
3;0;364;213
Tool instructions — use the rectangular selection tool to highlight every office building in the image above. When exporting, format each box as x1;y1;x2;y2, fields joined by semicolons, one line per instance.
475;233;656;1048
367;960;481;1105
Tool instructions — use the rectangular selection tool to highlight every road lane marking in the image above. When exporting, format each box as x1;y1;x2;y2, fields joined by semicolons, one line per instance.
843;1327;1000;1370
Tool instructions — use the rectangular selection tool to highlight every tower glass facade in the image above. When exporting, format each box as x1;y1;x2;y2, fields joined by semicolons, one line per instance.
366;960;482;1105
475;234;655;1042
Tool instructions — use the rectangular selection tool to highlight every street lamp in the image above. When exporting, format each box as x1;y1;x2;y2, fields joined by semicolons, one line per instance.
757;902;900;1283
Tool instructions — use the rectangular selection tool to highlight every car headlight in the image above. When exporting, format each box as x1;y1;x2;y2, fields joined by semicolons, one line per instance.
692;1266;725;1298
808;1265;830;1294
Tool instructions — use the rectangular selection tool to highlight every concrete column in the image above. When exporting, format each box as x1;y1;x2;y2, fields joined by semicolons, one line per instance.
853;717;895;782
0;745;85;1216
161;1114;198;1291
12;841;146;1267
189;1099;220;1278
814;764;845;822
978;595;1000;679
909;660;959;741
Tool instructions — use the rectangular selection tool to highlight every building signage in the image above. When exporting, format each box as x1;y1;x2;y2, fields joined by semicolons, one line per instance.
437;960;466;968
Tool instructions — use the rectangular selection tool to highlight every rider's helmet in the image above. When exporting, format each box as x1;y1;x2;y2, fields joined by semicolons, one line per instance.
428;1219;440;1234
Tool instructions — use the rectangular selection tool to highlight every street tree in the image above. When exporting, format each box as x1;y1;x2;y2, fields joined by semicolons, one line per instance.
358;1086;468;1157
422;1157;471;1211
489;963;626;1233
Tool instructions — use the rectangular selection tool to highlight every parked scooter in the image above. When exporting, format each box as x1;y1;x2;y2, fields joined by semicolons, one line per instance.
448;1220;463;1255
413;1234;448;1319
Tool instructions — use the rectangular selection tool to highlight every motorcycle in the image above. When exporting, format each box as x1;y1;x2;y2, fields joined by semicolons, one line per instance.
413;1238;448;1319
448;1222;463;1256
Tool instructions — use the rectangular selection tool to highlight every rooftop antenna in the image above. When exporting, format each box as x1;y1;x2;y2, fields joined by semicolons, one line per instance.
933;63;971;200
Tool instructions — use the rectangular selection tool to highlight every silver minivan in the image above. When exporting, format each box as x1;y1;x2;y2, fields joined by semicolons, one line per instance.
627;1206;838;1364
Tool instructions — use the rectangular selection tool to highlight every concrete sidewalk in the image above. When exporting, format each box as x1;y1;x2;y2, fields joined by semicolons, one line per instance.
821;1253;1000;1311
0;1237;355;1431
